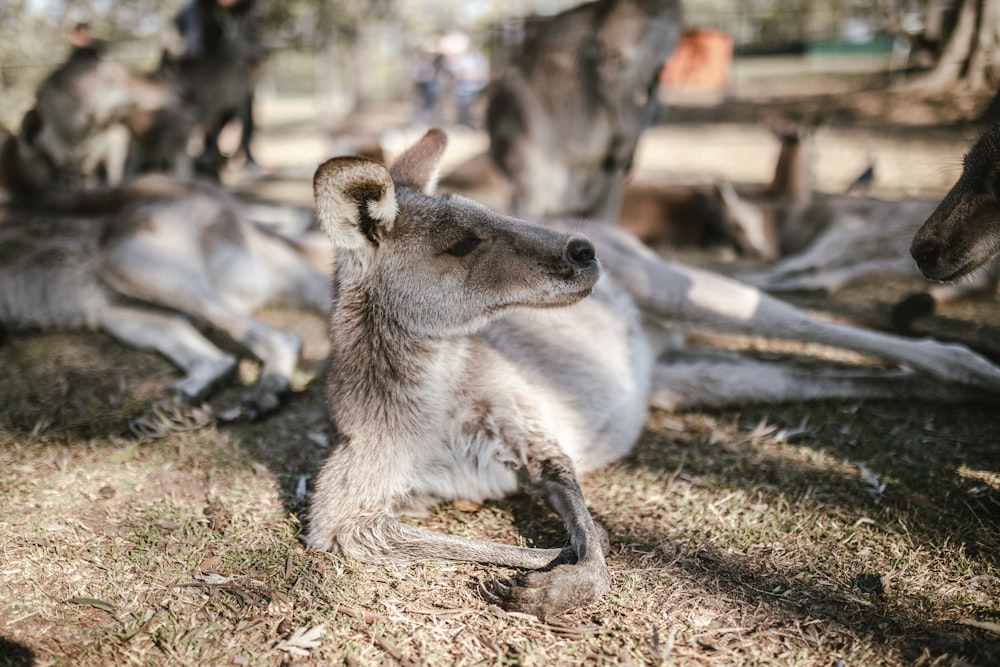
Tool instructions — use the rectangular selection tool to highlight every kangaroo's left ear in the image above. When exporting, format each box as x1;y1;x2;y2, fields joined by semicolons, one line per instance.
389;128;448;194
313;156;397;251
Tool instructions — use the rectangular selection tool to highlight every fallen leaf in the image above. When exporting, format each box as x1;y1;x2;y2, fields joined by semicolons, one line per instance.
958;619;1000;636
275;625;325;657
855;462;886;500
197;555;220;572
153;519;182;532
193;570;232;585
276;617;294;637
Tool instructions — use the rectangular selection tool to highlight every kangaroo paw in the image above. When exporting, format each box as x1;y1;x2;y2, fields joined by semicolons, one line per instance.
498;561;611;619
217;374;291;422
890;291;935;331
128;396;215;439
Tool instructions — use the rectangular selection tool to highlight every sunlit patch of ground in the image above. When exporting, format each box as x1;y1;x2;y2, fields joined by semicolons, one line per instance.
2;81;1000;665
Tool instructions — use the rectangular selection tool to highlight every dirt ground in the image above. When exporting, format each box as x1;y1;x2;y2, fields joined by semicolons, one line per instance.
2;69;1000;666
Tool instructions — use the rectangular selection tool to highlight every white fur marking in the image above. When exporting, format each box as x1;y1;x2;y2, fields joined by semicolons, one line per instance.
687;271;761;321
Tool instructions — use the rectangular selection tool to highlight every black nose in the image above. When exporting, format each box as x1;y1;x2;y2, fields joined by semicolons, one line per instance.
911;239;941;271
566;237;596;267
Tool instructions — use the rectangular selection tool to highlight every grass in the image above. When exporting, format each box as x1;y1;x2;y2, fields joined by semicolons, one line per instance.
3;89;1000;664
2;316;999;665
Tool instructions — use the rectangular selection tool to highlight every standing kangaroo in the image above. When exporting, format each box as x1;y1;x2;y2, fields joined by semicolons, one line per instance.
911;124;1000;283
486;0;682;221
307;130;1000;619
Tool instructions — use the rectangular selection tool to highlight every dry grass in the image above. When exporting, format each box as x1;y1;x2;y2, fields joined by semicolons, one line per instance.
3;85;1000;665
2;293;999;667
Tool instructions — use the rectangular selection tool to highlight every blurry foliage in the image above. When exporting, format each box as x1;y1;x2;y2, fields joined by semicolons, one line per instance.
0;0;963;129
0;0;573;126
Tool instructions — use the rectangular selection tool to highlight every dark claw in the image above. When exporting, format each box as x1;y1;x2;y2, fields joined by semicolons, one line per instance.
478;578;508;605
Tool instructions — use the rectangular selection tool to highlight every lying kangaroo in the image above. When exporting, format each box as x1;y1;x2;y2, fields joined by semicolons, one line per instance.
716;128;999;327
306;129;1000;619
618;124;815;260
0;133;329;419
911;124;1000;283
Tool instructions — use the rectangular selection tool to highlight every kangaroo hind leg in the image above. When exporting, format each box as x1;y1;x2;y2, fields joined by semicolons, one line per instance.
98;304;237;404
649;350;992;412
102;237;303;418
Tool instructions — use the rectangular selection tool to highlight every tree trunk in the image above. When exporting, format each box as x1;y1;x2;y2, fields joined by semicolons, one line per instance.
968;0;1000;89
345;26;367;112
902;0;980;91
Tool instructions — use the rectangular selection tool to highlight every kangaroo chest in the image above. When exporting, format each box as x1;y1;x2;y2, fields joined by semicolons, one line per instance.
397;279;654;514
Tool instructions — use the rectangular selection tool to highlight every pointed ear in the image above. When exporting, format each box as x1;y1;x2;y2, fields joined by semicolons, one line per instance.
388;128;448;194
313;156;397;250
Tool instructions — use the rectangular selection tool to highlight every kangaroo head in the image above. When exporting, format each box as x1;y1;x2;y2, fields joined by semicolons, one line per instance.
912;125;1000;281
313;129;600;336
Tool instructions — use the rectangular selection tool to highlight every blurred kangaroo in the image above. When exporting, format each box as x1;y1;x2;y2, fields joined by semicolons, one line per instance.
306;129;1000;619
486;0;682;221
158;0;265;174
22;43;192;187
0;127;328;419
617;123;816;259
911;124;1000;284
713;125;999;328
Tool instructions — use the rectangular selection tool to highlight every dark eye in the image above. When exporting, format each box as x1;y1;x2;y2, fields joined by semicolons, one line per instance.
444;235;483;257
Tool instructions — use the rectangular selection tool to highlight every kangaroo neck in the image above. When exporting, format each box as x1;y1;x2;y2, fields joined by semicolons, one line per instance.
767;140;811;205
327;287;469;435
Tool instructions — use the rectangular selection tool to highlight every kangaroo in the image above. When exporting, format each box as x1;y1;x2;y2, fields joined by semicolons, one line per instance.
158;0;265;174
737;195;942;294
617;124;816;260
306;129;1000;619
486;0;682;221
436;153;750;255
439;128;798;260
911;124;1000;283
22;45;191;187
0;128;329;420
709;127;997;329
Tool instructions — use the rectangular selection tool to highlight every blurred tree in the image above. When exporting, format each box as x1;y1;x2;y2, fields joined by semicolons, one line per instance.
313;0;396;113
904;0;1000;93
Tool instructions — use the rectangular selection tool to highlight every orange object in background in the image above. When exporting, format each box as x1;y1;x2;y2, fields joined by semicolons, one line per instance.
661;28;733;90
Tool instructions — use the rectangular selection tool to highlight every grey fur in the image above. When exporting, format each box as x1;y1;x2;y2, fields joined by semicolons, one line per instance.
912;124;1000;283
0;134;329;416
486;0;683;221
307;129;1000;619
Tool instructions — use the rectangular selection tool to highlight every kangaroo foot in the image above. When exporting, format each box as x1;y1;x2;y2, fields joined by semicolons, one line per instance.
217;374;291;422
495;560;611;619
128;395;215;439
890;291;935;331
